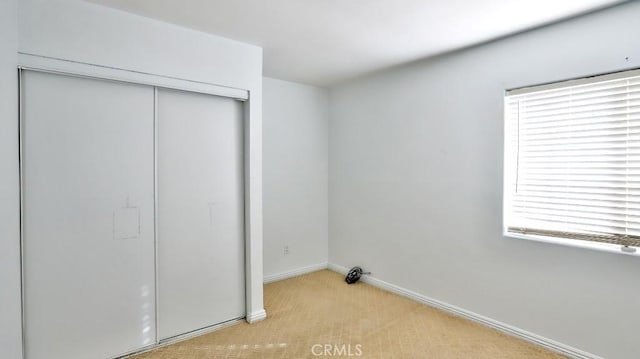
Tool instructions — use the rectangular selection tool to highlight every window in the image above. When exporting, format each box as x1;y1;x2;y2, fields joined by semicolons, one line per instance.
504;69;640;254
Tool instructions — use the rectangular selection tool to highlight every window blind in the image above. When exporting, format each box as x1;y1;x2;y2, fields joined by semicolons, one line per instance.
504;69;640;248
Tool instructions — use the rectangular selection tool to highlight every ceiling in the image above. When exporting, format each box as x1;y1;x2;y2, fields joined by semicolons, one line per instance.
85;0;624;87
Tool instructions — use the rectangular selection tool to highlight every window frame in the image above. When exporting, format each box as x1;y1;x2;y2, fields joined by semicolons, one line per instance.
502;68;640;256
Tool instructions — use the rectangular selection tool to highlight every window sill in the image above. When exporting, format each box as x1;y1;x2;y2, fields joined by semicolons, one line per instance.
504;231;640;257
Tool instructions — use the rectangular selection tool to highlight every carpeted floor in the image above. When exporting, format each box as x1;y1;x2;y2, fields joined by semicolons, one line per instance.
133;270;565;358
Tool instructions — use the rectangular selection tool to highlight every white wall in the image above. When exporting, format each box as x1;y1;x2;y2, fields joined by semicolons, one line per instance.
263;77;329;277
329;2;640;359
0;0;22;358
19;1;261;90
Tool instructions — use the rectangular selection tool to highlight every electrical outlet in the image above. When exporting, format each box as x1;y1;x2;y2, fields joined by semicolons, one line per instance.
284;245;289;255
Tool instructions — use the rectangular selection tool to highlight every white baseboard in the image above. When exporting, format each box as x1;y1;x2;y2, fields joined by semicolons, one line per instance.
263;262;328;284
247;309;267;323
327;263;602;359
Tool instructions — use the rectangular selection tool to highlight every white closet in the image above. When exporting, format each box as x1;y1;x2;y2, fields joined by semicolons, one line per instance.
22;71;156;359
21;70;246;359
157;88;245;340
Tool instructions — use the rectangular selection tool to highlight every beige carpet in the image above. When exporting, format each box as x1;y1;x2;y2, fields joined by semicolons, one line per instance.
133;270;565;358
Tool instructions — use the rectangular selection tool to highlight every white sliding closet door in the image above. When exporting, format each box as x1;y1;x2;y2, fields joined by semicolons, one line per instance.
157;88;245;340
22;71;156;359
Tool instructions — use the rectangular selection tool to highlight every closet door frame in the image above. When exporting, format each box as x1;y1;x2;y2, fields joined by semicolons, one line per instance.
17;53;265;358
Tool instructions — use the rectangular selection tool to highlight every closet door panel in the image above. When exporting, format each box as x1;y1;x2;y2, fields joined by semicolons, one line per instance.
157;88;245;340
22;71;156;359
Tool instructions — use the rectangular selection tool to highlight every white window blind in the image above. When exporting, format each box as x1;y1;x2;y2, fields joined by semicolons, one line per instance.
504;69;640;249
